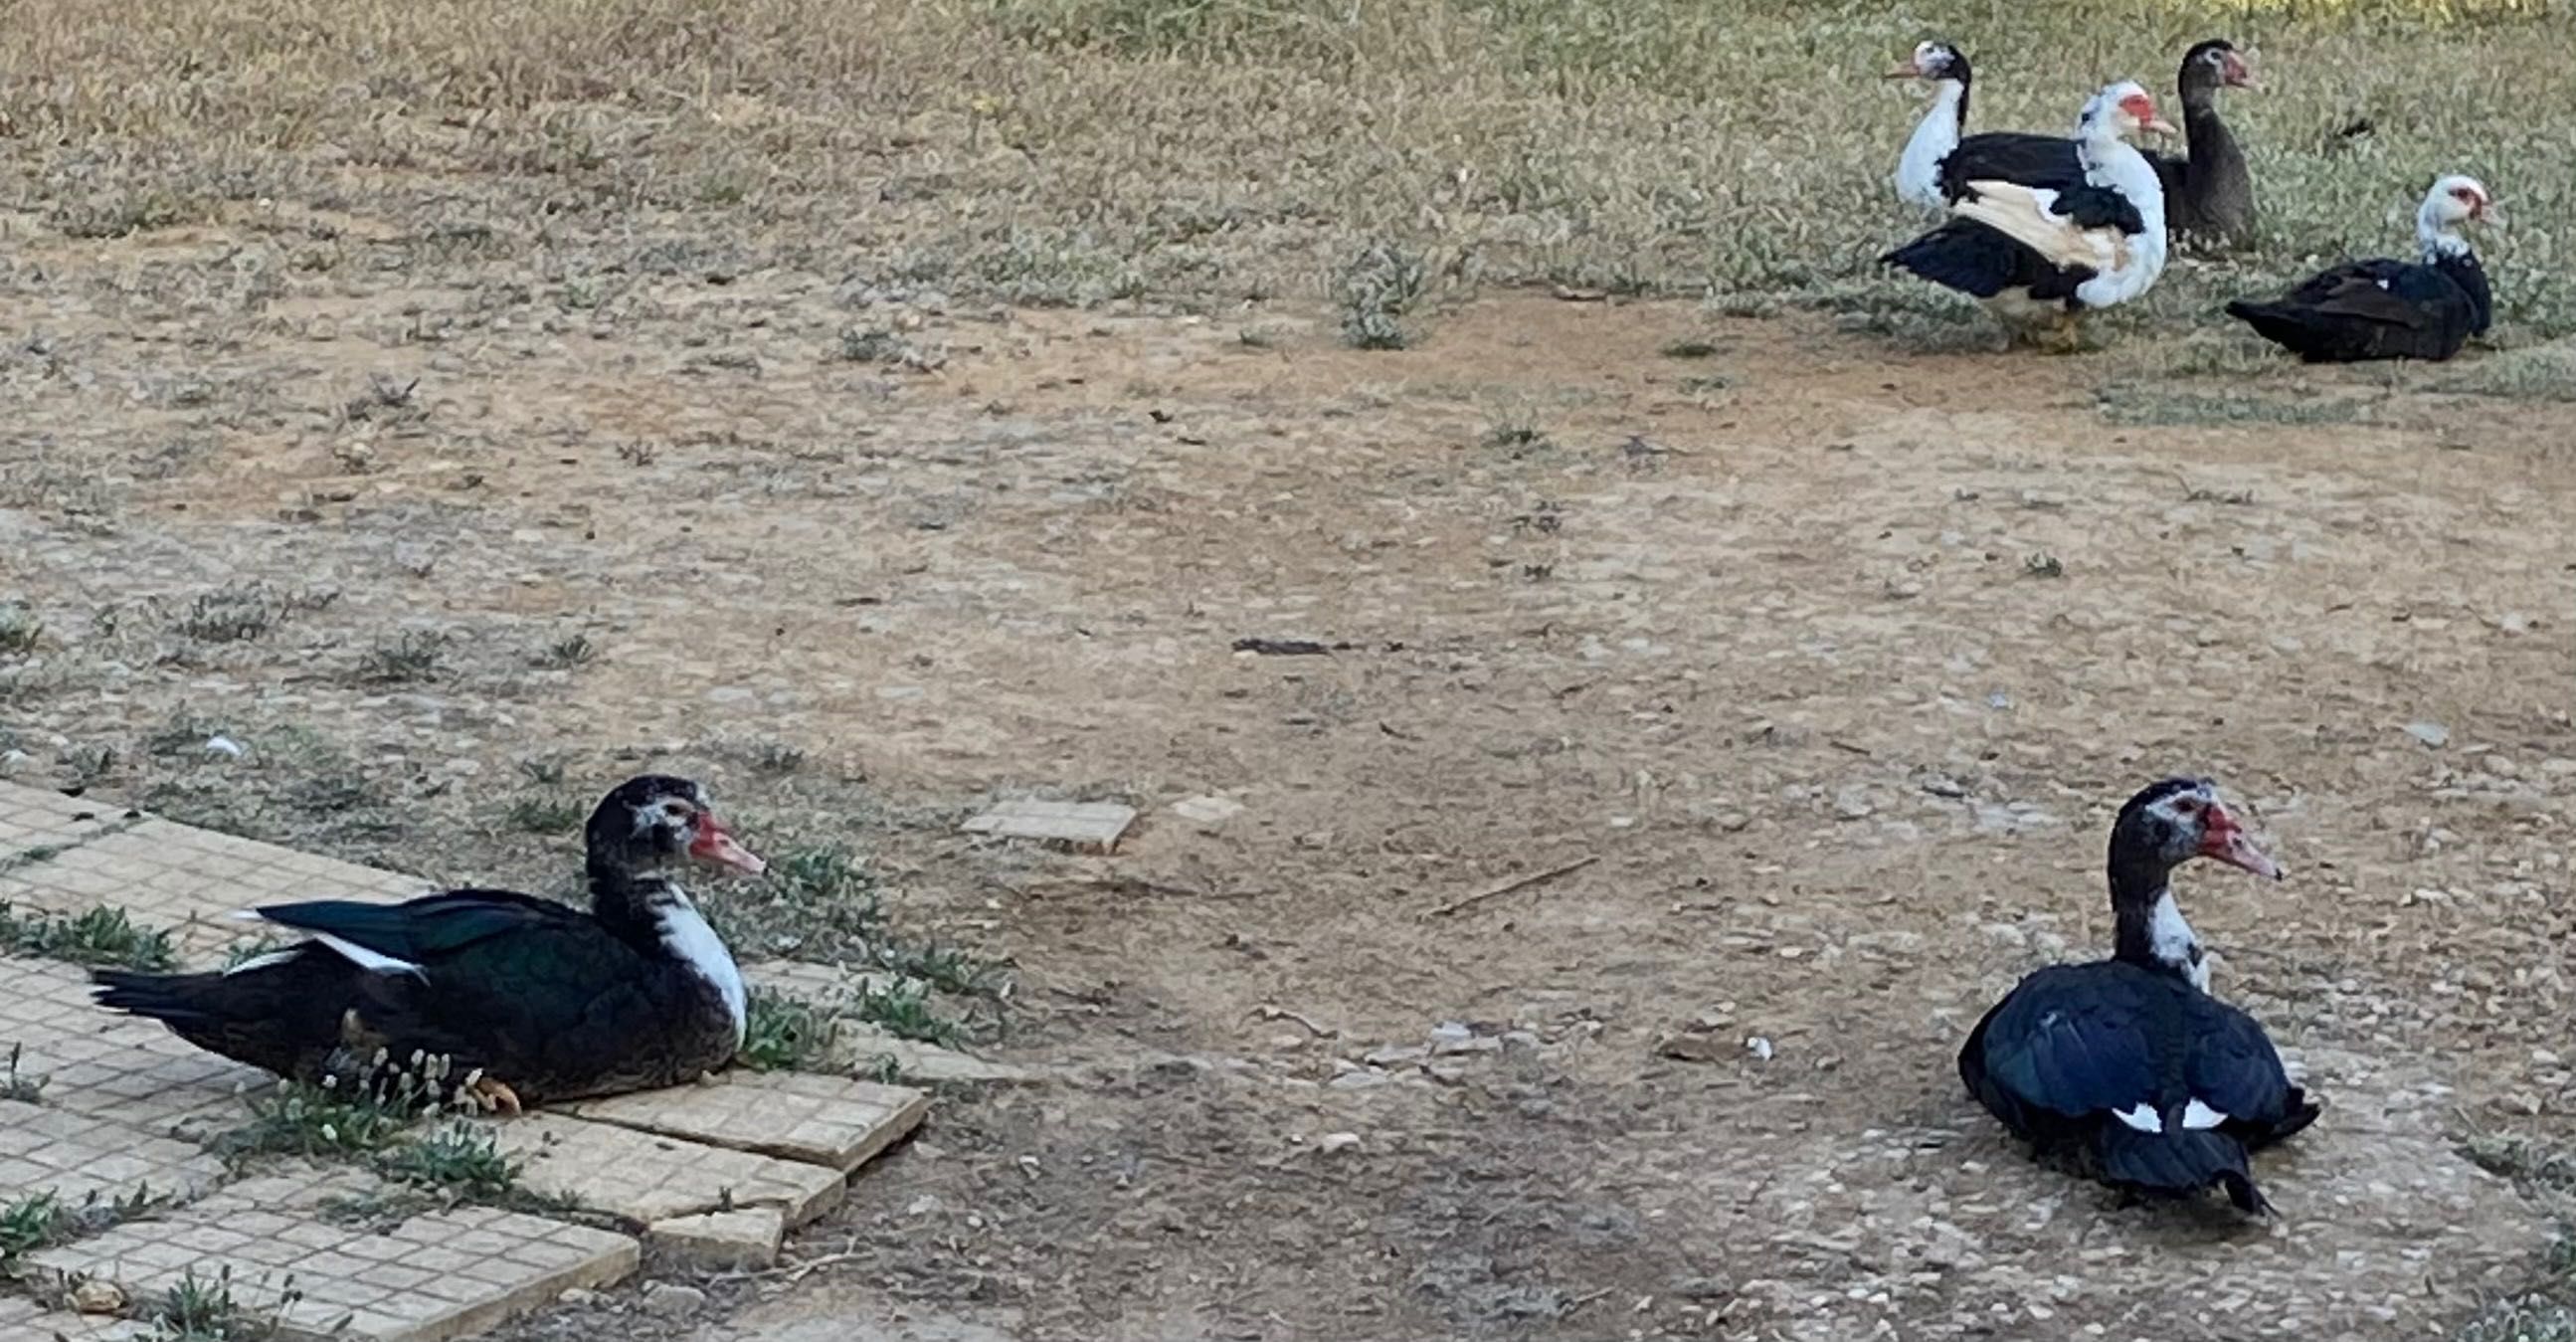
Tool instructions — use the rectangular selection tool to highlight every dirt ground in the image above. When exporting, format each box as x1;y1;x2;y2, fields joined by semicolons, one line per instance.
7;227;2576;1340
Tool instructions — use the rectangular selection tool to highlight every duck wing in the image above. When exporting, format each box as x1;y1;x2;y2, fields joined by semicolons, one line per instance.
2227;260;2475;360
1939;131;2084;200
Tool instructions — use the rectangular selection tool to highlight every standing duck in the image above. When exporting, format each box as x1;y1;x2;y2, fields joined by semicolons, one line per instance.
92;775;767;1112
1883;82;2174;349
1958;778;2320;1214
2226;174;2494;362
1918;40;2259;247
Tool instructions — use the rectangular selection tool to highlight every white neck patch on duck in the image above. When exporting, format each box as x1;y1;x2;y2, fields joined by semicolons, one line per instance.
2146;888;2209;993
1896;80;1967;212
647;882;748;1046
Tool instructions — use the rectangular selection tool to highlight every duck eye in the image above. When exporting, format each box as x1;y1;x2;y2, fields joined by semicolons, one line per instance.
2173;799;2200;817
662;801;691;820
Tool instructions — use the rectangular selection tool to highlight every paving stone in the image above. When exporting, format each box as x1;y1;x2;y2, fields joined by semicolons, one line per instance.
0;1097;226;1203
0;818;427;968
25;1179;638;1342
0;956;271;1135
644;1206;784;1270
0;784;136;864
959;798;1136;852
483;1113;845;1226
568;1069;927;1173
0;1297;156;1342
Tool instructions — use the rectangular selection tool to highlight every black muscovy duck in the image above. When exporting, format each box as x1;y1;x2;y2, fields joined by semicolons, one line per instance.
1959;777;2320;1215
92;774;767;1113
1883;82;2174;349
2226;174;2493;362
1915;40;2258;248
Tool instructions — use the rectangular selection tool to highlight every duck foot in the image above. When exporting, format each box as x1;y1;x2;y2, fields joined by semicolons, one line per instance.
461;1075;523;1116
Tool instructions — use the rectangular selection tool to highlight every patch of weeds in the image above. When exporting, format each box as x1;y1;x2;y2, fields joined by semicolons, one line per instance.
850;980;963;1048
339;376;423;426
0;903;180;971
2023;552;2065;579
517;756;570;788
53;189;200;239
153;1263;298;1340
743;740;806;776
617;442;659;468
173;583;334;644
1659;339;1720;359
2455;1225;2576;1342
0;1187;154;1264
1338;240;1427;350
59;742;116;788
502;794;586;835
375;1121;517;1198
2435;345;2576;402
2464;1132;2576;1197
703;844;888;959
3;1042;47;1102
1480;418;1552;455
874;941;1005;998
356;630;449;682
534;633;598;671
837;325;943;372
859;1053;904;1084
2183;482;2258;506
214;1064;456;1165
0;603;40;655
1676;374;1733;395
2095;382;2365;428
737;989;840;1071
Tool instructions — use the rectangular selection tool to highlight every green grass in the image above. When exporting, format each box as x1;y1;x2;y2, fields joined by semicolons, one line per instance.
501;793;587;835
0;903;180;971
0;602;41;655
152;1264;298;1341
356;631;450;683
1;1186;159;1266
737;989;842;1071
850;980;966;1048
214;1068;453;1164
2095;381;2371;427
2458;1133;2576;1342
375;1121;519;1199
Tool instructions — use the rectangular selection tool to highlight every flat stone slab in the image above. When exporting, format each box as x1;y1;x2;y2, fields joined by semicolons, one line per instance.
24;1172;639;1342
743;961;1041;1083
0;1096;226;1205
645;1206;784;1270
0;815;426;968
0;1296;155;1342
0;788;135;865
0;956;271;1136
568;1069;927;1173
484;1113;845;1226
960;798;1136;852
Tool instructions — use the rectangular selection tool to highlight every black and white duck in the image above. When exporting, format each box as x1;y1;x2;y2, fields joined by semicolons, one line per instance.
1883;81;2174;349
92;774;767;1112
2226;174;2494;362
1908;40;2259;247
1958;778;2320;1214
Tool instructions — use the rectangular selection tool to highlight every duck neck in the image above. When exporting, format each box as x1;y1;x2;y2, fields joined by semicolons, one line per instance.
586;856;672;941
2110;852;2207;989
1898;79;1968;208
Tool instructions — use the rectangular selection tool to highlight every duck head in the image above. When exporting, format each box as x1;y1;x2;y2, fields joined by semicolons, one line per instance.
2179;39;2258;98
586;774;768;878
2110;776;2283;892
1886;40;1967;84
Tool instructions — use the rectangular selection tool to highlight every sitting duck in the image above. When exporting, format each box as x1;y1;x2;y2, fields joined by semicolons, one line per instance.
1883;81;2175;350
1958;777;2320;1214
2226;174;2494;362
92;774;766;1112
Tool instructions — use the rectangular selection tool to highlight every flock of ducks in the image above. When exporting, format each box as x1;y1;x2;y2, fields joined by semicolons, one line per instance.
1882;37;2496;360
92;767;2318;1215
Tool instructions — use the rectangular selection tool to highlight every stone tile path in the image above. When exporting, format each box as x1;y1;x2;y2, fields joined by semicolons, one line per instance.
0;781;936;1342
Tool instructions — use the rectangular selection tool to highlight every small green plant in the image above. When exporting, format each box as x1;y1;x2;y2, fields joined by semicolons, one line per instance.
215;1063;458;1165
0;903;180;971
154;1263;298;1340
534;634;598;671
172;583;332;644
357;630;449;682
0;1193;66;1262
3;1043;47;1102
516;756;569;787
0;603;41;655
2023;552;2065;579
851;980;963;1048
873;940;1005;999
747;740;807;775
1338;240;1427;350
376;1121;518;1198
860;1053;904;1084
1659;339;1720;359
737;989;840;1071
1480;419;1551;453
703;844;889;959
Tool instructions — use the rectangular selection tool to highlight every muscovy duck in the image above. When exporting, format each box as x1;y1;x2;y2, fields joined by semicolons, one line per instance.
1882;82;2173;350
1928;40;2258;247
1958;778;2320;1214
1888;41;1974;213
2225;174;2494;362
92;774;767;1113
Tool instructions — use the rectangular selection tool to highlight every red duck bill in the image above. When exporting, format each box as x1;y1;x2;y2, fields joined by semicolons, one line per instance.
689;818;768;875
2200;808;2283;880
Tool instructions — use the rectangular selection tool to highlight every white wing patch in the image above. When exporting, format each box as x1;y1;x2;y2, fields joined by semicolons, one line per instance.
306;931;427;979
2182;1099;2230;1130
2113;1103;2162;1133
221;948;301;976
1952;180;2128;275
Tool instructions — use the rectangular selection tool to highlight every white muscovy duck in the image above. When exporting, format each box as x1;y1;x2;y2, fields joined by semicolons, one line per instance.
1882;81;2174;349
1958;778;2320;1215
2225;174;2494;362
1888;40;1973;213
